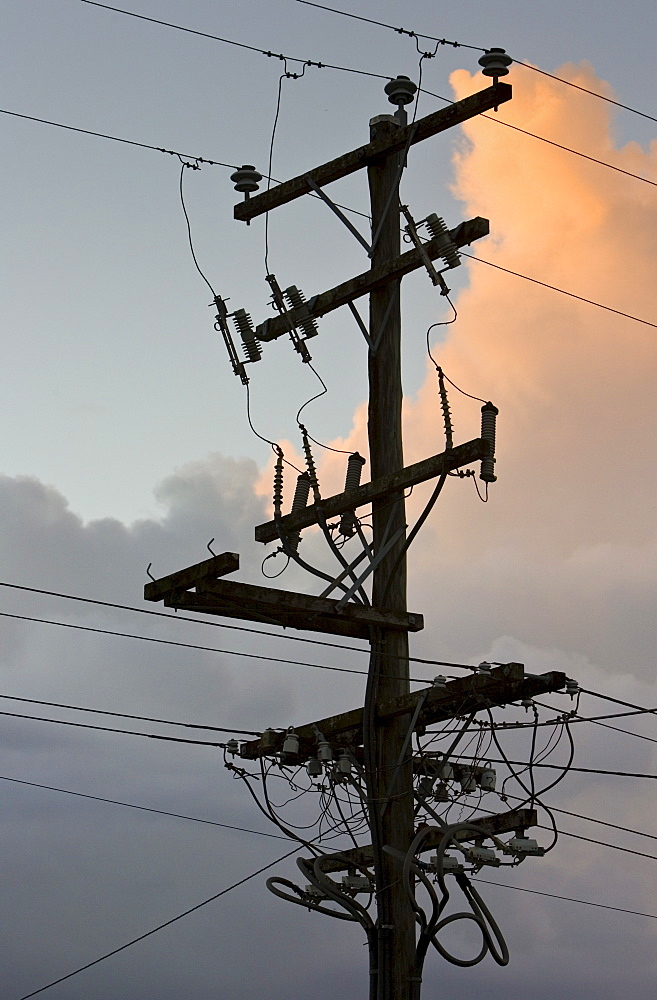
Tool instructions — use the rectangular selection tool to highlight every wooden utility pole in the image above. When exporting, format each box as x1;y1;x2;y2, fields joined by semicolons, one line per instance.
141;79;559;1000
365;112;414;1000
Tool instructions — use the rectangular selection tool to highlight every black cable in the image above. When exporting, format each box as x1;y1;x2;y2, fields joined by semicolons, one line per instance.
0;693;260;735
77;0;390;80
0;580;511;671
460;251;657;329
15;843;302;1000
471;877;657;922
0;106;238;167
0;774;287;839
0;709;226;745
178;161;216;297
580;687;657;717
455;754;657;779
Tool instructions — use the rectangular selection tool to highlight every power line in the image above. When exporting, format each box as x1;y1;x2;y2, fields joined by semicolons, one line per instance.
457;755;657;779
461;251;657;329
0;693;260;736
580;687;657;717
472;877;657;922
0;774;287;839
77;0;389;80
500;791;657;844
0;106;237;168
15;843;302;1000
290;0;657;125
0;709;226;745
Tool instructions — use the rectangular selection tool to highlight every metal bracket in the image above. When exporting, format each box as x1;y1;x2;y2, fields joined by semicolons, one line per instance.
305;175;371;254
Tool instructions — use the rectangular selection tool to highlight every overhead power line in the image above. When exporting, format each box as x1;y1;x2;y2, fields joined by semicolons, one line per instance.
0;709;226;745
77;0;389;80
0;692;260;735
290;0;657;124
15;843;302;1000
457;755;657;779
473;877;657;922
460;252;657;329
0;774;287;839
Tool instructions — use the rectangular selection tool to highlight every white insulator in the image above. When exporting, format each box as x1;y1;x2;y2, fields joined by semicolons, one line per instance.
479;767;496;791
480;402;498;483
317;739;333;763
521;697;533;712
225;739;240;755
342;874;373;892
465;844;499;866
425;213;461;270
438;762;454;782
336;751;352;776
432;675;448;689
478;47;512;83
233;308;262;364
230;164;263;194
306;756;322;778
431;853;463;874
282;727;300;756
477;661;493;675
507;836;544;857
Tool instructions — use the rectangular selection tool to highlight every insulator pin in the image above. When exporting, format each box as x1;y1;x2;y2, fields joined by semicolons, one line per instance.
425;214;461;270
480;402;499;483
232;308;262;364
339;452;366;538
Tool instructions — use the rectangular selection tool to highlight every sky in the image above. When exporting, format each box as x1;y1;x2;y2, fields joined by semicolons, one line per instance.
1;1;657;998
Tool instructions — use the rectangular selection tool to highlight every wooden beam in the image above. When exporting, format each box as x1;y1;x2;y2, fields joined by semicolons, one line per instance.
143;552;239;602
255;438;488;544
238;666;567;759
316;809;538;873
161;579;424;641
256;217;489;343
234;83;512;221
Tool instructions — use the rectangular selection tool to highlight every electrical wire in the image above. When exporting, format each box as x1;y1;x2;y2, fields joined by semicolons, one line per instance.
460;251;657;329
0;774;288;839
15;842;303;1000
579;687;657;718
178;160;216;297
77;0;390;80
0;578;480;673
454;754;657;780
0;693;260;735
472;877;657;922
0;708;229;745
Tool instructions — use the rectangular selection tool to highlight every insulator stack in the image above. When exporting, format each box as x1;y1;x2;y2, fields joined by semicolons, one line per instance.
425;214;461;270
436;370;453;450
338;452;366;538
273;451;284;516
299;426;321;503
287;472;311;552
480;401;499;483
284;285;319;340
478;47;512;84
232;309;262;364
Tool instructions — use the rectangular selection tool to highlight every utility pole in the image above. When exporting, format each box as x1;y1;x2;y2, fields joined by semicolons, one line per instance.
144;58;572;1000
366;109;414;1000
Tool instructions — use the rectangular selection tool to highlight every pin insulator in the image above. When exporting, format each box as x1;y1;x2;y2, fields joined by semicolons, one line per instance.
480;402;499;483
478;48;512;84
480;767;496;791
339;452;366;538
384;75;418;107
317;739;333;763
260;728;278;750
306;756;322;778
282;727;300;756
230;164;263;194
434;781;450;803
432;674;448;689
565;678;580;699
